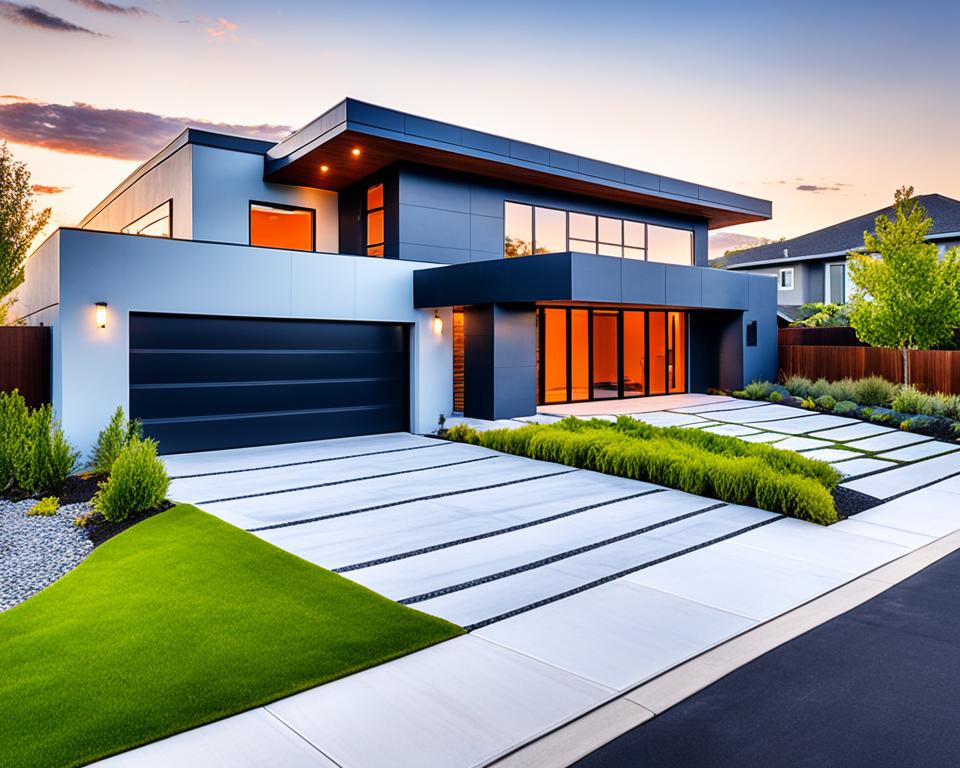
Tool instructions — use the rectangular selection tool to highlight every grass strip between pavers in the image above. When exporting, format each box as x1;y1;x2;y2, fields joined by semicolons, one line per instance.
0;504;462;768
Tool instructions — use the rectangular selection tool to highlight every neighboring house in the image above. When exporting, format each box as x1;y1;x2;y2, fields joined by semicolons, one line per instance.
10;98;775;455
721;194;960;324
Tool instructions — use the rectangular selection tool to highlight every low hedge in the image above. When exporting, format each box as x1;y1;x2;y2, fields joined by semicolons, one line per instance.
447;418;838;525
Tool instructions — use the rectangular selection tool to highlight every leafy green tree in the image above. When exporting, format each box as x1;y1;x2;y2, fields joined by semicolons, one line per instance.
789;302;851;328
848;186;960;384
0;142;51;322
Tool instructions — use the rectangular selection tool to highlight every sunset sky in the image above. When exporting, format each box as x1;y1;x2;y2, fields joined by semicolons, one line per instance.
2;0;958;258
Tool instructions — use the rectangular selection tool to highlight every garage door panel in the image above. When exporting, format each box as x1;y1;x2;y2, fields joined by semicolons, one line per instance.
131;379;407;419
130;351;407;385
146;406;408;455
129;314;406;352
129;313;410;453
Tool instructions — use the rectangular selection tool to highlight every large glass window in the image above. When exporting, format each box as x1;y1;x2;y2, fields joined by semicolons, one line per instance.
539;307;687;404
622;311;645;396
249;202;314;251
122;200;172;238
827;263;846;303
592;311;619;400
647;224;693;265
535;207;566;254
366;184;385;257
543;308;568;404
647;311;667;395
504;202;534;257
503;202;692;265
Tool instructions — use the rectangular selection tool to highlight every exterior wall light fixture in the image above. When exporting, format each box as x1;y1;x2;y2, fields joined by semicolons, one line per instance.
432;310;443;336
351;148;361;157
95;302;108;329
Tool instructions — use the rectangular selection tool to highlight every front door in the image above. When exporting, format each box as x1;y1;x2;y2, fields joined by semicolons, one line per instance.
538;307;686;405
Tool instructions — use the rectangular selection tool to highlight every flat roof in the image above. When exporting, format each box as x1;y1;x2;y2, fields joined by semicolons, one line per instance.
266;99;772;230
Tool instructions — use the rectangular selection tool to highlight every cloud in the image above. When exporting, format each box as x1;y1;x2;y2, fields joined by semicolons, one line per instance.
795;183;849;194
0;97;292;160
31;184;69;194
67;0;147;14
205;16;238;39
0;2;101;34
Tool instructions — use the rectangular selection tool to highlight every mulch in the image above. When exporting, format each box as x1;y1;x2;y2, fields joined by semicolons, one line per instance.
82;502;174;547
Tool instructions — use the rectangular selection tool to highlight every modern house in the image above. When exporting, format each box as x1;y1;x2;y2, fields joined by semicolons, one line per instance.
722;193;960;323
10;98;775;455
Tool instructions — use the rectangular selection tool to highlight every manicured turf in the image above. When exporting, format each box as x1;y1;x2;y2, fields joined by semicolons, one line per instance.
0;505;462;768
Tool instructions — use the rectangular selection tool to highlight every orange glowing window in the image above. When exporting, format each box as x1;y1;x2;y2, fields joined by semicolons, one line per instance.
623;311;645;397
570;309;589;401
648;311;667;395
366;183;385;257
543;308;568;404
249;202;314;251
668;312;686;393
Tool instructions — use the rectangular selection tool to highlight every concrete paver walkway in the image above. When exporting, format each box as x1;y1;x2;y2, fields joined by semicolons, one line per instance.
95;395;960;767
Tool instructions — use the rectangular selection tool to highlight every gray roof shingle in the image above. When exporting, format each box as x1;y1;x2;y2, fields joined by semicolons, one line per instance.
724;194;960;268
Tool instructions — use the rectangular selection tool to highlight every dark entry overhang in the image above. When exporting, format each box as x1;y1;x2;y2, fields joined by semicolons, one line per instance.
265;99;772;230
413;252;757;311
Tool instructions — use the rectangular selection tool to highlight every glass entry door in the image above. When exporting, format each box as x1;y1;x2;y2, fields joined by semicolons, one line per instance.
539;307;686;404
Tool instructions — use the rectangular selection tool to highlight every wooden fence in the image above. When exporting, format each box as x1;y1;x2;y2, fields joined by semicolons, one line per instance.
0;326;51;408
779;330;960;393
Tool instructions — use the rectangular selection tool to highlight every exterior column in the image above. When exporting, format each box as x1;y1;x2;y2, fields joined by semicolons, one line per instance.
463;304;536;420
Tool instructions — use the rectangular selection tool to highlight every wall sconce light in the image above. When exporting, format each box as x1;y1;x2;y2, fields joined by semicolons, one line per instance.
95;302;108;329
351;147;361;157
432;310;443;336
320;164;329;173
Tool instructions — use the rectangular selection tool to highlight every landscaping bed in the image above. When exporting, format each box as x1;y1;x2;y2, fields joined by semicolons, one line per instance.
447;416;842;524
0;504;462;768
728;376;960;443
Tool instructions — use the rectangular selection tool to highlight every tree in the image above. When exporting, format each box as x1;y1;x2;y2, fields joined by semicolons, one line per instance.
0;142;51;322
848;186;960;385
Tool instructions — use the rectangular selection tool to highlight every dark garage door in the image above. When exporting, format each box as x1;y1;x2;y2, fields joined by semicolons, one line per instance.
130;313;410;454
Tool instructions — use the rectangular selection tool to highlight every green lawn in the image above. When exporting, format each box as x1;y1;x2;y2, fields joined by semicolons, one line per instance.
0;504;462;768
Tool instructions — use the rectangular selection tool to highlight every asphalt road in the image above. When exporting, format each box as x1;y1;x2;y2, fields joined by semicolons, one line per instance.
575;550;960;768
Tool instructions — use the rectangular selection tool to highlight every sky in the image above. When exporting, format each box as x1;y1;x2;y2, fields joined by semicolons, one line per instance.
2;0;959;259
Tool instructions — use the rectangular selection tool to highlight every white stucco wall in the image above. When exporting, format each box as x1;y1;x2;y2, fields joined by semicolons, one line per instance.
53;229;451;456
83;145;193;239
190;145;338;251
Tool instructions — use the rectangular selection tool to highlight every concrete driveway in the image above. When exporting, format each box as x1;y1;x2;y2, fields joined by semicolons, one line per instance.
118;419;960;768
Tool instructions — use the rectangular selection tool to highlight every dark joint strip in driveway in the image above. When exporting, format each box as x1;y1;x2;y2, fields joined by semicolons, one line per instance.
168;441;449;480
400;502;729;606
199;455;498;505
246;469;581;532
334;489;667;573
462;515;783;631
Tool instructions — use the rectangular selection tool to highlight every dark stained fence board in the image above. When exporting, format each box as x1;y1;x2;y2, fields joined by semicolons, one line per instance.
0;326;50;409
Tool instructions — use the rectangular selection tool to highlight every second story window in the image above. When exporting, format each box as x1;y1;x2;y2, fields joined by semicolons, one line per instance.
366;183;385;257
122;200;171;238
504;201;693;265
249;202;314;251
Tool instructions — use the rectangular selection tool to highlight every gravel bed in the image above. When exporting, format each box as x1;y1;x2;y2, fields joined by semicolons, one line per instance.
1;499;94;612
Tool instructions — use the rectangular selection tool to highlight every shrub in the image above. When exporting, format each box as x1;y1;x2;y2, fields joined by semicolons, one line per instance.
731;389;748;399
815;395;837;411
929;393;960;420
768;391;783;403
801;397;817;410
27;496;59;517
92;436;169;523
23;405;80;496
861;407;874;418
783;376;813;398
445;423;481;445
870;410;893;424
446;420;838;523
825;378;857;402
833;400;858;415
743;380;772;400
891;385;933;416
0;390;31;491
89;406;142;474
853;376;898;407
808;378;831;398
